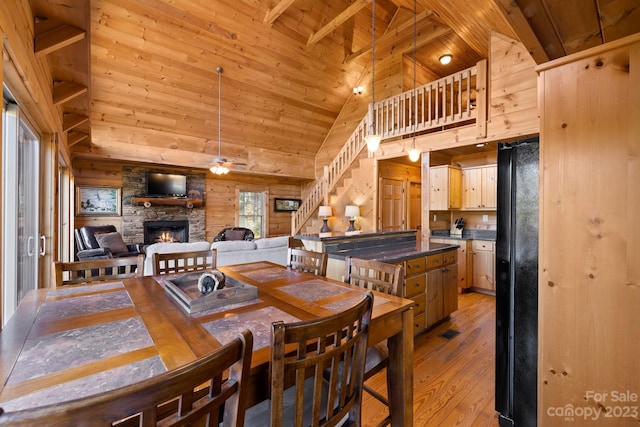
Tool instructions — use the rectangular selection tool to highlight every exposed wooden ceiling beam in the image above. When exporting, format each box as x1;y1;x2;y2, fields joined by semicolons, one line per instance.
264;0;298;25
52;81;87;106
307;0;371;46
67;131;89;147
34;23;85;57
63;112;89;132
491;0;549;63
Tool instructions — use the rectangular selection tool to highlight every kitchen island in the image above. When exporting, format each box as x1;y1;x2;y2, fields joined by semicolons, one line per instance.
296;230;460;334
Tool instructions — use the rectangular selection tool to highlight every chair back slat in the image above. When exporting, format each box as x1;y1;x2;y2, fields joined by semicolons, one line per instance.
53;255;144;287
343;256;404;297
0;330;253;427
153;249;216;275
287;248;328;276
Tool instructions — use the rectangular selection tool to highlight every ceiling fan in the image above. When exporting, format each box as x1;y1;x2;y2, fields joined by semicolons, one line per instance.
209;66;246;174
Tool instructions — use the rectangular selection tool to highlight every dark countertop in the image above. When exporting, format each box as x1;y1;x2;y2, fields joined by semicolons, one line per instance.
430;229;496;242
296;229;416;242
327;241;459;263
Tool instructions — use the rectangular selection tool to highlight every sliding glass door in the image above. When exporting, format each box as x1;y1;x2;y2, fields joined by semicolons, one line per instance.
2;98;41;324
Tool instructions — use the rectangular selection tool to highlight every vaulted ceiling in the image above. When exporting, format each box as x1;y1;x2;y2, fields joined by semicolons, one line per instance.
32;0;640;178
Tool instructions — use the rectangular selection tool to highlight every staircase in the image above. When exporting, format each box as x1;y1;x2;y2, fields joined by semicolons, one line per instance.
292;60;487;235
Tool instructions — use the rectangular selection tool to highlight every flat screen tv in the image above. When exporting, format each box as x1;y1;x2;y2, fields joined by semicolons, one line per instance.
146;172;187;197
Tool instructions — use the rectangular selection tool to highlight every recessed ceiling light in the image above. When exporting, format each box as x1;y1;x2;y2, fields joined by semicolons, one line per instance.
439;54;452;65
476;143;486;147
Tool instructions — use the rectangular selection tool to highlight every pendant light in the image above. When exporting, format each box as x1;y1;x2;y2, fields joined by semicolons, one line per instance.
365;0;381;152
210;66;230;175
407;0;421;163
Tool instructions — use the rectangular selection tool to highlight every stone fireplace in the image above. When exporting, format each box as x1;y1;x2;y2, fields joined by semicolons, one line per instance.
121;167;206;245
144;220;189;244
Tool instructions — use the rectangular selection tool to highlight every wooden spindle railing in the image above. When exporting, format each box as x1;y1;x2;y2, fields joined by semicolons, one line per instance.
292;61;485;235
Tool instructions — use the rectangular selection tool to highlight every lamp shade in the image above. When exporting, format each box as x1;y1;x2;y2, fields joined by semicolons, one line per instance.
365;134;381;152
408;146;421;162
344;205;360;218
318;206;332;217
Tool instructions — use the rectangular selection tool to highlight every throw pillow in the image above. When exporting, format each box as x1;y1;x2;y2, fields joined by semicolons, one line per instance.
225;229;247;241
95;232;129;254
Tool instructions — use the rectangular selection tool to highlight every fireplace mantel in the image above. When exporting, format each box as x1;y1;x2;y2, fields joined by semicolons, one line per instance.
131;197;203;208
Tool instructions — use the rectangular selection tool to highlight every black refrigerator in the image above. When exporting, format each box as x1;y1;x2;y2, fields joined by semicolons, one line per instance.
495;137;539;427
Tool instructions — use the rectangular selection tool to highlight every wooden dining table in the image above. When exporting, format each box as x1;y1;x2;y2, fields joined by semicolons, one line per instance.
0;261;414;426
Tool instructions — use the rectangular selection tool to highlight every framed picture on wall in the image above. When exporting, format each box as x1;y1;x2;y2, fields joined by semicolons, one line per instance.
76;186;122;216
274;198;301;212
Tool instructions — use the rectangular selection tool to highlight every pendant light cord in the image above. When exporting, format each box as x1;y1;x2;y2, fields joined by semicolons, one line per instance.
217;66;222;158
413;0;417;135
371;0;376;133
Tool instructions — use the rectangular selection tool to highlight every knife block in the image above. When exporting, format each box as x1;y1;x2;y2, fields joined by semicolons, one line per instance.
450;226;463;237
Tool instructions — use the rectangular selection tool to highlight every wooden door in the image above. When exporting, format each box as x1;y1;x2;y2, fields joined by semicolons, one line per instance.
462;167;482;209
380;178;405;231
472;241;495;290
442;263;458;317
426;269;443;327
481;165;497;209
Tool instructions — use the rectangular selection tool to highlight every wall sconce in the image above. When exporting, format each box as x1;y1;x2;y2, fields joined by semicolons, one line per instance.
318;205;332;233
353;86;363;95
344;205;360;232
439;54;453;65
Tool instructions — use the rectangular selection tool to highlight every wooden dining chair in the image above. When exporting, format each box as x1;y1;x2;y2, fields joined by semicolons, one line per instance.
244;292;373;427
152;249;216;275
0;329;253;427
287;248;328;276
343;256;405;427
53;255;145;287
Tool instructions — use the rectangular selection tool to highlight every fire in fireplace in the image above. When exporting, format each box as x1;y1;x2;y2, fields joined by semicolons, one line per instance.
144;220;189;244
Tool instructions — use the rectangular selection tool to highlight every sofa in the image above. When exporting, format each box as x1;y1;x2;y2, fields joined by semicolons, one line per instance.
143;236;289;276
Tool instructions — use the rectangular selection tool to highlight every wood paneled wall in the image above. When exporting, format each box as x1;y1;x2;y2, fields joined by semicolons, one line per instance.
537;34;640;426
205;174;303;239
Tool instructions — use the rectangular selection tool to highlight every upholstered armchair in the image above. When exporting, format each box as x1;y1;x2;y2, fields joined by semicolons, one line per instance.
74;225;145;261
213;227;255;242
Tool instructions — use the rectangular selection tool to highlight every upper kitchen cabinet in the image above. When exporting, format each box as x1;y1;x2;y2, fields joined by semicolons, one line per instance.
429;165;462;211
462;165;497;210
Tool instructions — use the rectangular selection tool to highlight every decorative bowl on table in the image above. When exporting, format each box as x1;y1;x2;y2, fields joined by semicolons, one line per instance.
197;269;226;295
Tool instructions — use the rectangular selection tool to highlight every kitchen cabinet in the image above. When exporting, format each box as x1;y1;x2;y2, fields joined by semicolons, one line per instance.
429;238;472;290
425;250;458;328
462;165;497;210
403;256;427;334
471;240;495;291
402;248;458;333
429;165;462;210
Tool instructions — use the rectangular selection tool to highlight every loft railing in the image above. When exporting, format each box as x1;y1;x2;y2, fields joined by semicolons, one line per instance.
292;61;486;235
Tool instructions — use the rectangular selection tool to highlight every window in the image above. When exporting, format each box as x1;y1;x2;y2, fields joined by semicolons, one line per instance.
238;191;264;238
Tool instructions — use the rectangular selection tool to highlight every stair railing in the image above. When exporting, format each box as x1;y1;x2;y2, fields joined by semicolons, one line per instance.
292;61;485;235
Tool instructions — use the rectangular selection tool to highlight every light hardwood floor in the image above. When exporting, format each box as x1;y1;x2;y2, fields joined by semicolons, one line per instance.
362;291;499;426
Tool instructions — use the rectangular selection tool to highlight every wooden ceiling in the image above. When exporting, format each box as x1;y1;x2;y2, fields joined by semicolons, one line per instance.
31;0;640;178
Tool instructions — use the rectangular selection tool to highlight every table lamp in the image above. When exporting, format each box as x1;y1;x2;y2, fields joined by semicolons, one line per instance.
345;205;359;232
318;205;332;233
